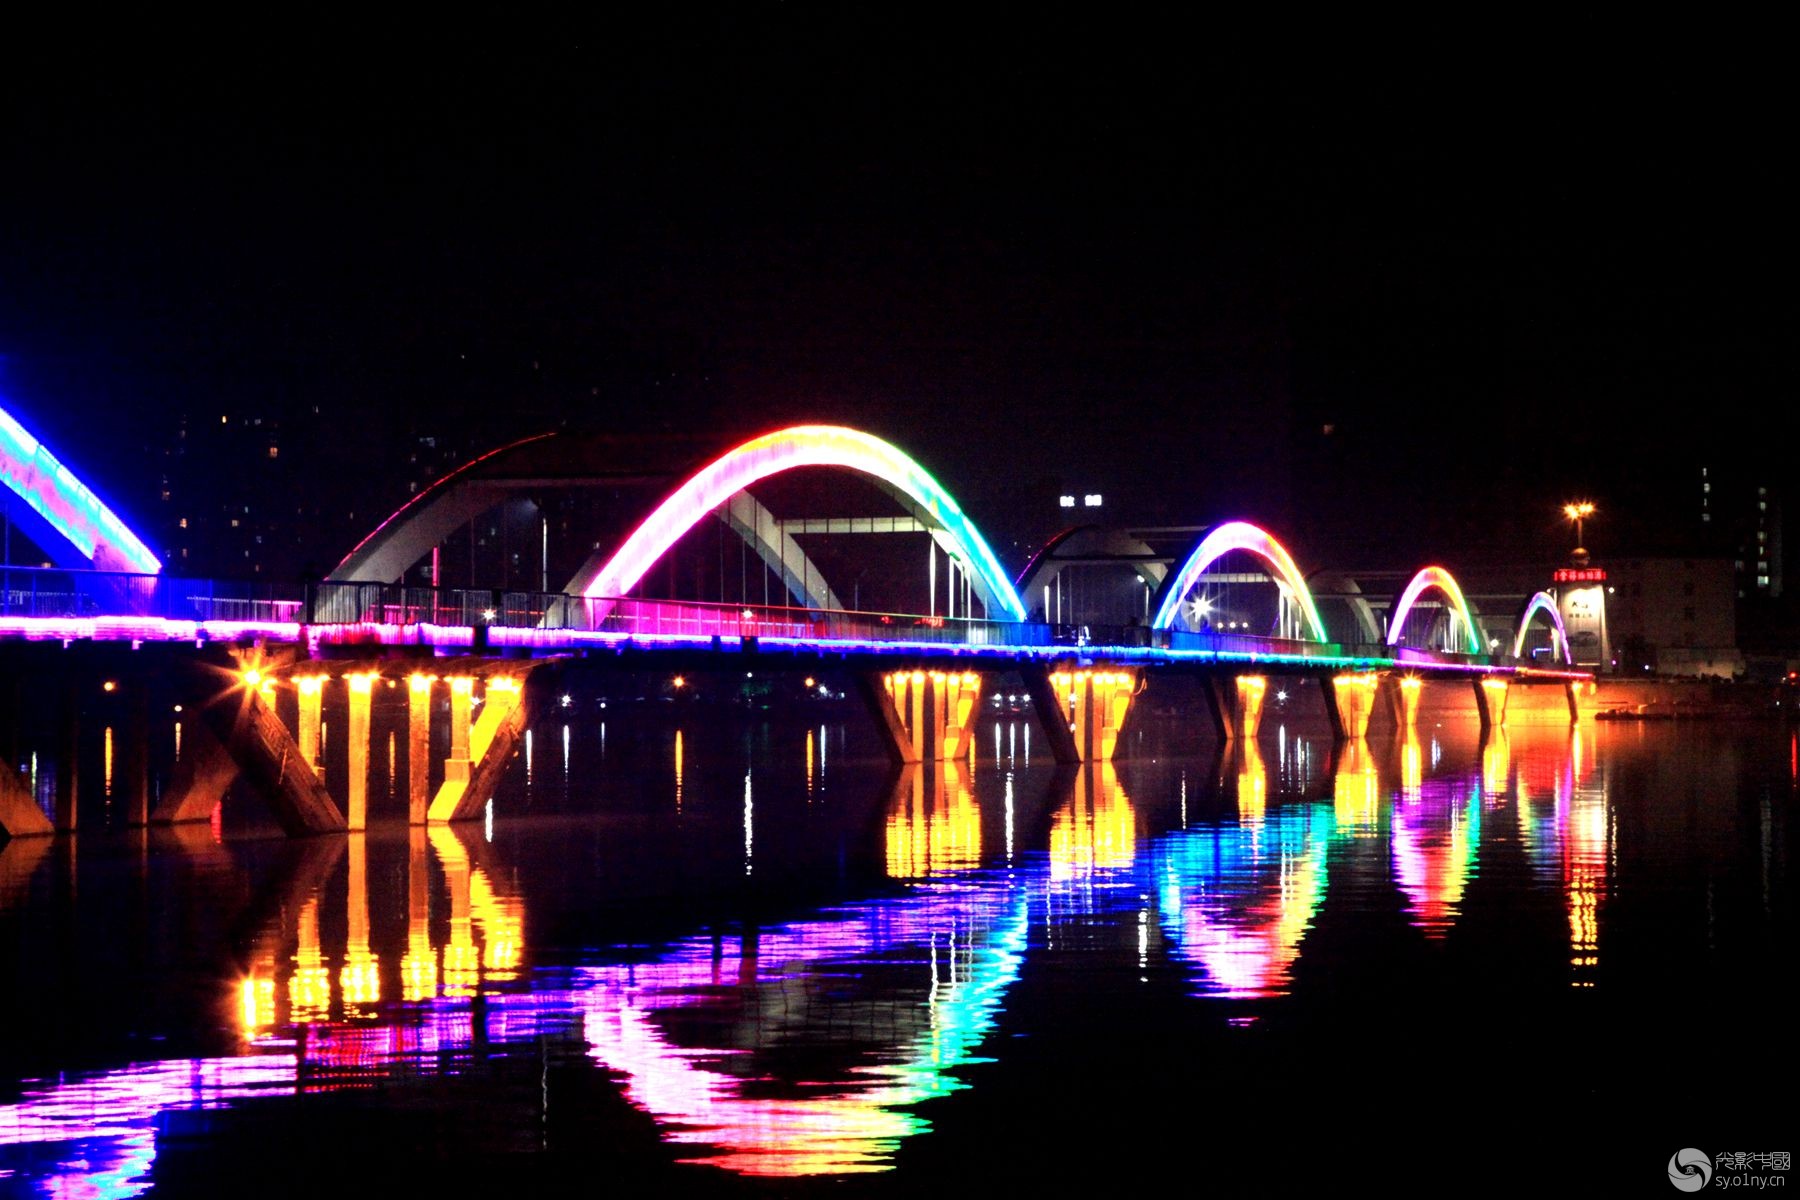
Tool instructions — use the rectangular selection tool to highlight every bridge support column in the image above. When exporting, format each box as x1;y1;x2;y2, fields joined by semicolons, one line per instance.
0;761;54;838
1381;674;1422;731
1566;679;1598;725
346;673;375;831
1473;677;1510;732
429;674;530;823
54;680;79;832
1017;663;1082;765
1320;672;1380;741
1203;674;1267;740
858;670;982;764
123;679;150;826
1030;667;1137;762
295;675;325;776
152;719;239;824
199;675;347;837
408;674;433;824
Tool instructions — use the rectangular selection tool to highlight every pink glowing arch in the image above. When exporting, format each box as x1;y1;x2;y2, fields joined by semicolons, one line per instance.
1387;566;1483;654
1149;522;1328;640
570;426;1026;619
1512;590;1572;664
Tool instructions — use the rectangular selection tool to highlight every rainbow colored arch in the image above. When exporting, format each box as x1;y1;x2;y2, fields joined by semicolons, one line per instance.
1150;522;1328;641
1387;566;1482;654
574;425;1027;620
1512;591;1572;664
0;401;159;573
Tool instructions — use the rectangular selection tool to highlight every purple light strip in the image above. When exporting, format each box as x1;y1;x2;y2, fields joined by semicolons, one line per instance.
0;617;1590;679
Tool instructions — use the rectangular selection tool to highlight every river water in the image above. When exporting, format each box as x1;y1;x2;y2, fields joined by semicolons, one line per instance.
1;700;1791;1194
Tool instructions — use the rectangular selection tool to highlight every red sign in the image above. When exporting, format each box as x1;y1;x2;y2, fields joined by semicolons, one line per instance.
1553;568;1607;583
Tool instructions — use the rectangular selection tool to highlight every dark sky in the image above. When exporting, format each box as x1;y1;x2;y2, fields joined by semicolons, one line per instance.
1;21;1791;572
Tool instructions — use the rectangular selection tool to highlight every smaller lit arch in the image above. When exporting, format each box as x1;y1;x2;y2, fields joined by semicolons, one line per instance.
1512;591;1572;664
1150;522;1328;641
1388;567;1482;654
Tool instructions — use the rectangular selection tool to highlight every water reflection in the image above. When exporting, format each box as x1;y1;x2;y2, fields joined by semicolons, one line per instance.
1389;733;1483;938
1155;740;1334;998
1;805;1026;1190
1047;761;1136;885
1514;726;1609;985
886;763;981;878
1331;738;1381;834
0;717;1652;1191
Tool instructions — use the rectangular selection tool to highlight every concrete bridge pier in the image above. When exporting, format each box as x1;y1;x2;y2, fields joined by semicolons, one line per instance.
1566;679;1599;723
1320;672;1381;740
1202;673;1268;741
427;672;533;824
408;675;432;824
1380;674;1423;731
54;679;79;833
1018;664;1138;763
151;718;240;825
1473;677;1510;732
199;669;348;836
121;674;151;826
859;669;982;764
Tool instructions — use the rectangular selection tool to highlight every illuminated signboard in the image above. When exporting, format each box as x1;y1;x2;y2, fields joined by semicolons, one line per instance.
1553;568;1607;583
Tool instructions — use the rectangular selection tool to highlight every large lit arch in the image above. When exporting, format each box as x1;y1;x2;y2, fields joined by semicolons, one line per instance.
571;426;1027;620
0;402;159;573
1511;591;1572;664
1387;566;1482;654
1149;522;1327;640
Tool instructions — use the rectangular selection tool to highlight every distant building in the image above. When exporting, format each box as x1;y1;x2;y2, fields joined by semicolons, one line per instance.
1604;558;1740;679
1695;463;1782;600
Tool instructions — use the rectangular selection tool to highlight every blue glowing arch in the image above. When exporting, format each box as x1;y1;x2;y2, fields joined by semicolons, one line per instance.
0;402;159;573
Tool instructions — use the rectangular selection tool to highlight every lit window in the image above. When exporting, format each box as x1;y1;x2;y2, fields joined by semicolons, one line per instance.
230;519;239;528
1059;495;1075;508
1083;494;1103;507
1703;482;1710;493
267;445;279;459
178;517;188;529
1758;575;1771;587
1702;513;1711;522
220;415;228;424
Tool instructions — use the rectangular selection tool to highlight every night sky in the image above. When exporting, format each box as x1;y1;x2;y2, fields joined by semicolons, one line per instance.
2;22;1791;574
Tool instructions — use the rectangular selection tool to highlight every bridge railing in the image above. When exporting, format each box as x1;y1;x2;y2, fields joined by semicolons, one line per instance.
0;566;305;623
542;595;1051;647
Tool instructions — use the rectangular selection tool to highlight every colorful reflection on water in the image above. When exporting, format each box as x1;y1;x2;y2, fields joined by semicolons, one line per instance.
0;713;1730;1194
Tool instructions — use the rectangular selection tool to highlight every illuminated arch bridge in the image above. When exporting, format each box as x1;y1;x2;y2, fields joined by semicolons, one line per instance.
0;413;1583;687
0;416;1599;841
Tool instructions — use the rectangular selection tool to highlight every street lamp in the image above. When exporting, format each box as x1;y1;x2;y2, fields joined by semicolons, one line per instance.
1563;501;1595;558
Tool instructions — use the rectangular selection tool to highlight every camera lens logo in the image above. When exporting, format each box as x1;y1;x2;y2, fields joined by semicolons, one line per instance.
1669;1148;1713;1192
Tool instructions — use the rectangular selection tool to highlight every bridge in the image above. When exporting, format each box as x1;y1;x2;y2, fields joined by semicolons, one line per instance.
0;410;1593;841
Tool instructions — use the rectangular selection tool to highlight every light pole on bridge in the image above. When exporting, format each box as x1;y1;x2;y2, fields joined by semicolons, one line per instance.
1563;501;1596;562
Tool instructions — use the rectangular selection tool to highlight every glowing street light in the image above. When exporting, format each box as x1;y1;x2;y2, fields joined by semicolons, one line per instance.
1563;501;1595;553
